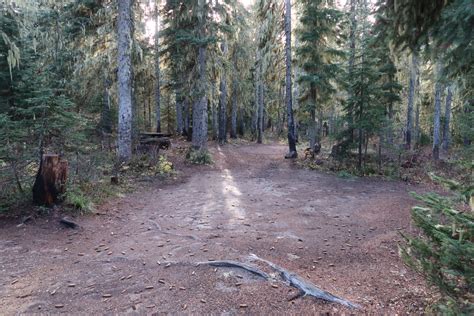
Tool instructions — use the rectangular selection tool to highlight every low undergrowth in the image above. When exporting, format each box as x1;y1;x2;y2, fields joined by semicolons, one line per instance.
186;148;213;165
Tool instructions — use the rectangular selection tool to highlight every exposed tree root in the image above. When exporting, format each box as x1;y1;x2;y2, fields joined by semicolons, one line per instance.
196;260;270;280
249;254;360;309
59;217;79;229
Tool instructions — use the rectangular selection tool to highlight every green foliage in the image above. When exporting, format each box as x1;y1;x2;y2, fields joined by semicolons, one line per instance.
337;170;355;179
64;188;93;213
186;148;213;165
157;155;174;175
400;174;474;314
296;0;344;144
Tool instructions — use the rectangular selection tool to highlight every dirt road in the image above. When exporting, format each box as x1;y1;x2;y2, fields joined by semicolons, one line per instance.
0;142;432;314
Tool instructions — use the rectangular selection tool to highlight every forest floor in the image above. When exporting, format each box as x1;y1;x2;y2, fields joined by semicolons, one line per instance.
0;141;436;314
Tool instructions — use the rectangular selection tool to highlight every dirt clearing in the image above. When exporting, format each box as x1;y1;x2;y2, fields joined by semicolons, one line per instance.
0;142;433;314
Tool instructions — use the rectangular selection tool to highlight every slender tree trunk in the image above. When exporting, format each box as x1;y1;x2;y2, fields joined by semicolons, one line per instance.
405;52;418;149
148;95;152;130
230;77;238;138
175;91;183;135
211;83;218;140
414;101;420;147
218;42;228;144
167;95;172;134
252;65;258;139
285;0;297;157
432;63;443;160
309;85;317;152
442;85;453;150
347;0;357;143
155;2;161;132
117;0;133;162
183;98;190;138
277;85;283;134
257;79;264;144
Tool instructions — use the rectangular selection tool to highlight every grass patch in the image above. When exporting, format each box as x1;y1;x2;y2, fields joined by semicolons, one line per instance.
64;187;93;214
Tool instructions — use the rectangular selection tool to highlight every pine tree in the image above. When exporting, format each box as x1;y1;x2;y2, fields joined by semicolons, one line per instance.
400;174;474;314
284;0;297;158
296;0;344;153
344;0;387;170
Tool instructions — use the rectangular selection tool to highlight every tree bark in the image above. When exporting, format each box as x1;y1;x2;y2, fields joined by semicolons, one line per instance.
257;81;264;144
230;78;238;139
218;42;228;144
347;0;357;142
117;0;134;162
155;2;161;133
414;101;420;147
442;85;452;150
285;0;297;157
192;47;208;149
432;63;443;160
309;85;317;152
211;83;218;140
183;98;190;139
406;52;418;149
175;91;183;135
32;154;68;206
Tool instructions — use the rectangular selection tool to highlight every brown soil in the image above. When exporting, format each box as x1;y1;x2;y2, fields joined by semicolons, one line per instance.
0;141;435;314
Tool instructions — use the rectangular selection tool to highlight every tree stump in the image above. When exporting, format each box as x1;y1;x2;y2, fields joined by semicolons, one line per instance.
32;154;68;206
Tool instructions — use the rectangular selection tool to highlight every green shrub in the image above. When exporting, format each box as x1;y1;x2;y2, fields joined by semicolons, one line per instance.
337;170;355;179
64;188;93;213
186;148;213;165
400;173;474;314
157;155;174;174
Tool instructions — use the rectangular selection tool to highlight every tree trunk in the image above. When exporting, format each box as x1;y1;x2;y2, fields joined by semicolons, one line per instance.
117;0;133;162
230;78;238;139
309;85;317;152
257;79;264;144
414;101;420;147
442;85;452;150
33;154;68;206
183;98;190;139
285;0;297;158
432;64;443;160
406;52;418;149
211;83;218;140
155;2;161;133
347;0;357;143
218;42;228;144
252;67;258;139
192;45;208;150
175;92;183;135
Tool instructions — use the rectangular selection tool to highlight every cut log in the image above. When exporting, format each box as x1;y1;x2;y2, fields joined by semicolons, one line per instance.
32;154;68;206
249;254;360;309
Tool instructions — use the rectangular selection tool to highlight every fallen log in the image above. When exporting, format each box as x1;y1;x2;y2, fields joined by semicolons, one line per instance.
196;260;270;280
249;254;360;309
